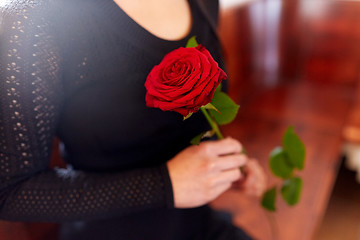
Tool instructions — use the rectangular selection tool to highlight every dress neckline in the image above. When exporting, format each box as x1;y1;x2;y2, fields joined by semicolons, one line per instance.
109;0;196;45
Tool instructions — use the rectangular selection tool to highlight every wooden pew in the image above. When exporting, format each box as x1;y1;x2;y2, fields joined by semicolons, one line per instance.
211;0;360;239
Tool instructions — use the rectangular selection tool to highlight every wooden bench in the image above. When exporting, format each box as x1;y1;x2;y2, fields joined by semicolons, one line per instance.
211;0;360;239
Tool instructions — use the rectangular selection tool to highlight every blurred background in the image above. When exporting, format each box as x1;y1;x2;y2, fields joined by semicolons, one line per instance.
0;0;359;239
214;0;360;239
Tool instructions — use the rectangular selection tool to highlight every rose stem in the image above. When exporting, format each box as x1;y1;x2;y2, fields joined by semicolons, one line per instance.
200;106;246;174
200;107;224;139
265;211;279;240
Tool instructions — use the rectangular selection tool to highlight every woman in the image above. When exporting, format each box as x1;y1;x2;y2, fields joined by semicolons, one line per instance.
0;0;265;239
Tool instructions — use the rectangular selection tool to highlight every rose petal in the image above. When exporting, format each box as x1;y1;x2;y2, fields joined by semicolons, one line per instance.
145;45;227;117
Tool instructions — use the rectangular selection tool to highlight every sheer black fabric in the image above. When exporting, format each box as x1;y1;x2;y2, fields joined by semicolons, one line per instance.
0;0;175;222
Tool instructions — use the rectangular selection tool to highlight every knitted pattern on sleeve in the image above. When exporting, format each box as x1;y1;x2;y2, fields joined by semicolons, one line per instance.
0;0;174;222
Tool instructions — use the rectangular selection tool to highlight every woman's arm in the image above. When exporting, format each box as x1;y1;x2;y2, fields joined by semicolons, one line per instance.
0;2;174;222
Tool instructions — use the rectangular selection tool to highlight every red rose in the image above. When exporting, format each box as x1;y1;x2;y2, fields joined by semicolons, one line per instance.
145;45;227;117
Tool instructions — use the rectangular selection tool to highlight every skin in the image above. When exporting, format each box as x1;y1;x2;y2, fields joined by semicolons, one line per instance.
113;0;267;208
167;138;266;208
113;0;192;41
233;158;267;197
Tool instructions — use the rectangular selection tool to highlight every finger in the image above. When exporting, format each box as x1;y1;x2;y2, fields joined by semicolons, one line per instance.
205;137;243;156
211;182;232;200
251;160;266;186
249;182;264;197
244;178;258;196
245;174;256;188
255;181;266;197
215;153;247;171
212;168;242;186
243;166;258;187
244;159;264;179
243;161;266;197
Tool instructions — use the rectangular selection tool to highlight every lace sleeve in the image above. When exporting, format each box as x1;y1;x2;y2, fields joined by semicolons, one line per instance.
0;1;173;222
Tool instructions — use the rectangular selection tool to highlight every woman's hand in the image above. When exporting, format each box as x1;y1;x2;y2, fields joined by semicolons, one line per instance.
232;158;266;197
167;137;247;208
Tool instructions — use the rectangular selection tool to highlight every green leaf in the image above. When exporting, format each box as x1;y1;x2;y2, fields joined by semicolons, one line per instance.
190;132;204;145
269;147;294;179
186;36;198;48
183;112;193;120
215;83;223;93
261;187;277;211
281;177;303;206
283;127;306;170
208;91;240;125
190;131;214;145
204;103;220;113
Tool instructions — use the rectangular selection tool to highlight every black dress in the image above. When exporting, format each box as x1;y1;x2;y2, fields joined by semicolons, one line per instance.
0;0;252;239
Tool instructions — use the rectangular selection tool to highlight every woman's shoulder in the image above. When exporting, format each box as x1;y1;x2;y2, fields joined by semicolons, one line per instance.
0;0;84;26
0;0;56;17
0;0;90;43
0;0;59;35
